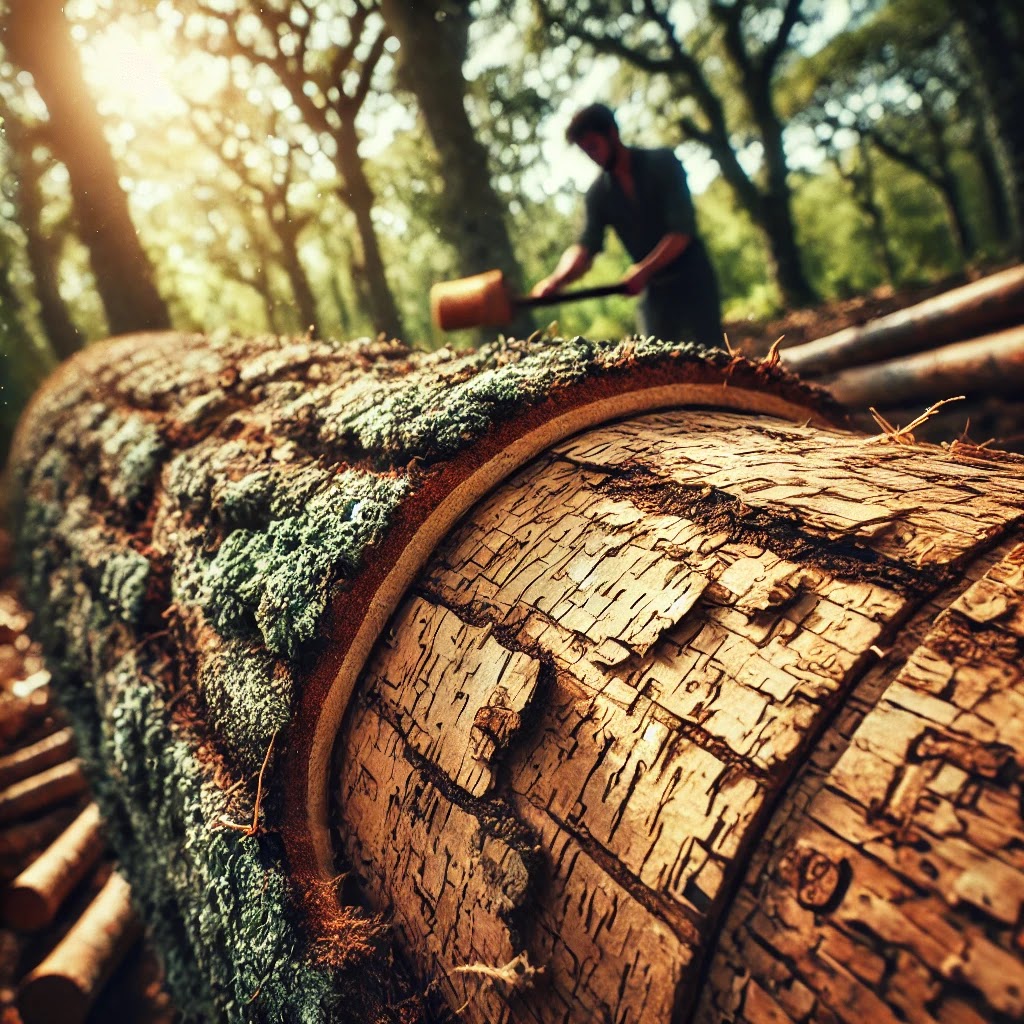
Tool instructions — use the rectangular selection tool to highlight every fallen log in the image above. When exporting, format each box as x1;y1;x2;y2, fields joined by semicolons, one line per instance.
16;870;141;1024
821;322;1024;409
8;330;1024;1023
782;263;1024;376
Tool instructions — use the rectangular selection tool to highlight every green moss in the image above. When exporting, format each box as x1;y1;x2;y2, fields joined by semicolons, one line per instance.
73;654;344;1022
198;640;292;773
99;414;166;507
331;335;714;466
99;548;151;624
204;470;408;658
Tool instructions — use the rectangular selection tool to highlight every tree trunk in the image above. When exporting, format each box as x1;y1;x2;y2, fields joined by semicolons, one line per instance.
950;0;1024;257
335;125;404;339
927;112;977;261
4;117;83;361
969;96;1016;249
10;331;1024;1023
276;223;321;338
754;90;818;307
379;0;533;337
853;137;898;283
4;0;171;335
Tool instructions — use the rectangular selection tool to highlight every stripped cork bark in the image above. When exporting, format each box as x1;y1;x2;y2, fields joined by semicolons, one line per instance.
334;410;1024;1023
9;330;1024;1022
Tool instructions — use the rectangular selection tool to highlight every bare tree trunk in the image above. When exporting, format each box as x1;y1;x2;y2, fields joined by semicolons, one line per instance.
5;0;171;335
379;0;533;337
4;117;83;360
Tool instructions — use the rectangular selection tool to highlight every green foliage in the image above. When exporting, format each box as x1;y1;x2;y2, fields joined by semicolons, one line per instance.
792;167;884;298
696;177;779;318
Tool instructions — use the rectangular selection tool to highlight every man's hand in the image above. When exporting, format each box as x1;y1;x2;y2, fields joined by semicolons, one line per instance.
530;276;562;299
622;263;653;296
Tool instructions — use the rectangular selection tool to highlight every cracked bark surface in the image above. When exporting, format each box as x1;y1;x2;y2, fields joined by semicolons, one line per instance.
333;410;1024;1023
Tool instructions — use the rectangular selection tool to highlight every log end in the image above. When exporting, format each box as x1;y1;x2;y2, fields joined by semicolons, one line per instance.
2;884;56;932
17;973;90;1024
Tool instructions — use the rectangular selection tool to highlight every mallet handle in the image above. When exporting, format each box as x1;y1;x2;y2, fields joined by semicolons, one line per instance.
517;283;629;310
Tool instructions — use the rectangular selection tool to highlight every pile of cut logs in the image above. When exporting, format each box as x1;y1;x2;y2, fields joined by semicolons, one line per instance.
0;536;171;1024
781;263;1024;448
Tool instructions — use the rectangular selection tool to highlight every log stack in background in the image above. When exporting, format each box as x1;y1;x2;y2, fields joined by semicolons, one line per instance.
781;263;1024;450
0;552;173;1023
6;329;1024;1023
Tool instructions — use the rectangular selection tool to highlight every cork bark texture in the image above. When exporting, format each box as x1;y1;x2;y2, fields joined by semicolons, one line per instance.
333;410;1024;1023
7;330;837;1023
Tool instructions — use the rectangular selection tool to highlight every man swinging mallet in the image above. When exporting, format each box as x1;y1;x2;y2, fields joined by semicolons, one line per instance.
532;103;724;348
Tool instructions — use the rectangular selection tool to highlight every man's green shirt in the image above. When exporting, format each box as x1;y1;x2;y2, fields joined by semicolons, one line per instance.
577;146;698;277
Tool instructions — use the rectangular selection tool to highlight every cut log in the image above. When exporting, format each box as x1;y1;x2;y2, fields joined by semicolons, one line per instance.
8;330;1024;1023
782;264;1024;376
0;761;87;826
0;728;76;791
16;870;141;1024
2;803;105;930
822;323;1024;410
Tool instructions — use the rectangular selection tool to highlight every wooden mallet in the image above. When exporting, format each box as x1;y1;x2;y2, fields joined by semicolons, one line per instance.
430;268;628;331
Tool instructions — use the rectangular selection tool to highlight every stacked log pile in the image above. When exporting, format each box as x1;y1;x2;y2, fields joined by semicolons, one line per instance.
0;547;173;1023
6;329;1024;1023
781;264;1024;449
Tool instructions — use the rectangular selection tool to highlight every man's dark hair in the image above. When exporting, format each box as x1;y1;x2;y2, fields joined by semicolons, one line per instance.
566;103;618;144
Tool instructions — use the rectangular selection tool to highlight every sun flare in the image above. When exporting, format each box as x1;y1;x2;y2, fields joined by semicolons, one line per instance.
79;23;184;122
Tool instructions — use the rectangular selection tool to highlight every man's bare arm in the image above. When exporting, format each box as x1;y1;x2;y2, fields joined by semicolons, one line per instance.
530;245;593;297
621;232;690;295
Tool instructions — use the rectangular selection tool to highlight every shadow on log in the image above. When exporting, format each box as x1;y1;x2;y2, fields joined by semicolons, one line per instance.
6;330;1024;1023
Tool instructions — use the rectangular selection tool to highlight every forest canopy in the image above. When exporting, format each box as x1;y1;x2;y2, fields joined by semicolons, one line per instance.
1;0;1021;460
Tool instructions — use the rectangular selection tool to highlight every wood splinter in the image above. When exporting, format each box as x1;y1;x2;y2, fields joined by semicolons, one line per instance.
2;803;105;931
16;870;142;1024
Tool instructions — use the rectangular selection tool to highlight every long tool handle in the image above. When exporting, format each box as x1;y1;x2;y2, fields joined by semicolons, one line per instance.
516;282;629;310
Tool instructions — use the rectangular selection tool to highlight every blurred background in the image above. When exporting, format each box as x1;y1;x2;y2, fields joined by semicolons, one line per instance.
1;0;1021;462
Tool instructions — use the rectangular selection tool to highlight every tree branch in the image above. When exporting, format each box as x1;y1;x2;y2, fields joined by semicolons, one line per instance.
762;0;805;78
